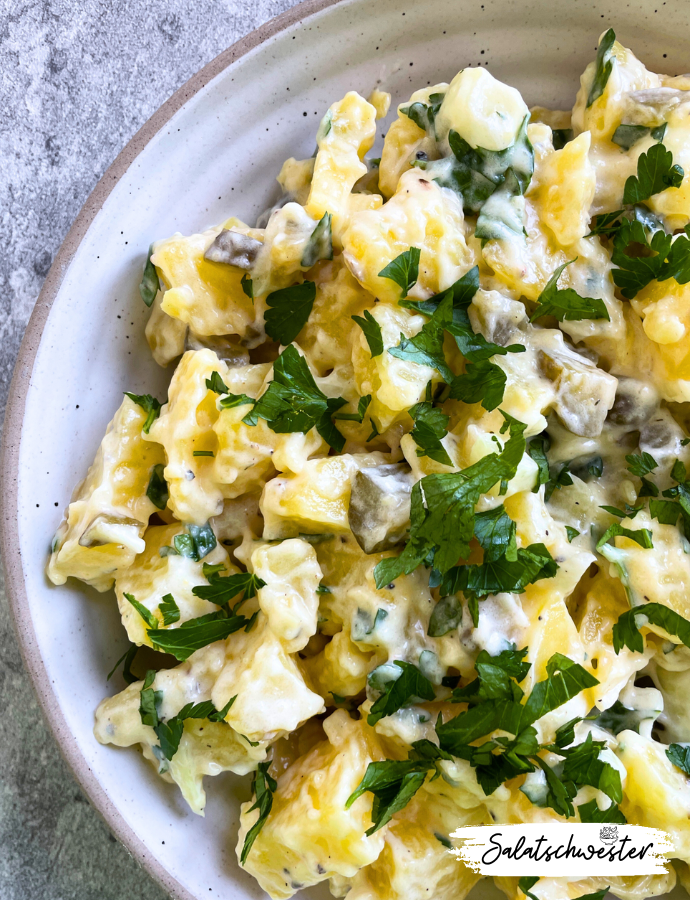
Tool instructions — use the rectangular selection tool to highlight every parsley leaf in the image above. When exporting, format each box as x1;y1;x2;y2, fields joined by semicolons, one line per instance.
107;644;139;684
559;733;622;805
241;273;253;301
587;209;625;238
612;602;690;654
378;247;421;297
626;452;658;476
653;497;690;529
442;542;557;610
388;291;454;382
428;595;463;637
346;759;434;835
527;435;550;492
352;309;384;358
400;93;445;137
153;696;237;761
139;244;158;307
530;260;610;322
373;412;527;586
667;743;690;775
333;393;372;423
148;610;254;661
264;281;316;345
159;593;180;626
125;592;158;629
599;503;643;519
610;219;672;298
623;141;684;205
146;463;168;510
596;522;653;553
544;462;573;502
587;28;616;108
192;570;265;609
565;526;580;542
612;124;653;151
172;524;217;561
219;392;256;410
408;401;452;466
243;344;347;451
519;876;541;900
436;118;534;215
125;392;162;434
206;371;229;394
240;762;277;863
139;669;162;727
367;661;436;725
301;212;332;268
578;798;627;824
518;653;599;729
450;358;508;411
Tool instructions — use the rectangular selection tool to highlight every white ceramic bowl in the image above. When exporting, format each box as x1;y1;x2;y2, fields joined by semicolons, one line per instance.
4;1;690;897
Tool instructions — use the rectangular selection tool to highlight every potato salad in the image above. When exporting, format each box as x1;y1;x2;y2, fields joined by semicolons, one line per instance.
48;29;690;900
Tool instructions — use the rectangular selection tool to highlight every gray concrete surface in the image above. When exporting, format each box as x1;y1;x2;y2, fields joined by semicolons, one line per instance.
0;2;300;896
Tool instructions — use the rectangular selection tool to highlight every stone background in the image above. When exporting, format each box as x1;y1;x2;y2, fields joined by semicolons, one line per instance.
0;1;299;896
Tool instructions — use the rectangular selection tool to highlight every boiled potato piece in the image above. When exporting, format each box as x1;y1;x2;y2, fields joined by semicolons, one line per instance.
151;222;264;344
47;395;165;591
252;539;322;653
237;711;387;899
343;168;475;304
94;643;266;815
306;91;380;246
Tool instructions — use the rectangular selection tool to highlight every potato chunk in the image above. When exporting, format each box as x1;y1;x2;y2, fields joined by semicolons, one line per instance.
47;395;165;591
237;710;386;899
252;539;322;653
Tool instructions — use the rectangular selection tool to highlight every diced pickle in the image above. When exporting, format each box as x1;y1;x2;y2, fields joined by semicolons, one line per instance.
204;229;263;269
537;346;617;438
607;377;660;427
348;463;414;554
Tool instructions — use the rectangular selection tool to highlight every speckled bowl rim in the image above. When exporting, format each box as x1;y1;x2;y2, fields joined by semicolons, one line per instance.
0;1;342;896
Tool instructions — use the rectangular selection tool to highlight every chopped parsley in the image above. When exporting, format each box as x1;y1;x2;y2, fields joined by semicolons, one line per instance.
530;260;610;322
301;212;333;268
613;603;690;654
243;344;347;451
125;392;162;434
373;411;526;588
192;569;265;609
367;661;436;726
348;650;619;828
264;281;316;345
139;244;158;307
159;593;180;626
389;292;454;382
408;401;452;466
587;28;616;108
352;309;384;358
240;762;277;863
432;116;533;215
163;523;217;561
667;743;690;776
241;273;254;301
378;247;421;297
147;611;256;661
625;451;658;477
623;141;684;205
399;92;445;138
146;463;168;510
